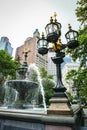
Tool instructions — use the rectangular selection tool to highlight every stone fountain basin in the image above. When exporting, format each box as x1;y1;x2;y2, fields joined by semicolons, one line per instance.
6;79;38;92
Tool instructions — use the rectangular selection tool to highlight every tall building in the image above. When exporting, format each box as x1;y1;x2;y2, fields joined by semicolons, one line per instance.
15;29;48;69
48;48;56;80
48;48;72;81
62;62;79;96
0;37;13;55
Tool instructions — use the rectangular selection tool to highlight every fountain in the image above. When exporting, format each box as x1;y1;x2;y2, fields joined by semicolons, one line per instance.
2;49;46;112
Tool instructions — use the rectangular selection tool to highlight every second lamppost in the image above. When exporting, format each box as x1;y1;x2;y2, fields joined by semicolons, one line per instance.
37;13;79;115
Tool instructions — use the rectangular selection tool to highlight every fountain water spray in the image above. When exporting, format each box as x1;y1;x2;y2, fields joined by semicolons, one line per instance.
28;64;47;111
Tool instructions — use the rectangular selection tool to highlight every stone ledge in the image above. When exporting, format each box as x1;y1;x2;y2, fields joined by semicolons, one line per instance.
0;106;81;126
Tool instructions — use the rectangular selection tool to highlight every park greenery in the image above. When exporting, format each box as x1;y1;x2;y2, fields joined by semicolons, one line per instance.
66;0;87;103
0;50;20;103
0;50;20;79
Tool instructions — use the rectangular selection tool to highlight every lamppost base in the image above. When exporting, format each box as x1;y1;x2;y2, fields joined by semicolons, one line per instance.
47;97;73;115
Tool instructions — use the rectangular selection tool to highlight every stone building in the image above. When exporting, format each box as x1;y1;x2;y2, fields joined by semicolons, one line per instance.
62;62;79;96
15;29;48;69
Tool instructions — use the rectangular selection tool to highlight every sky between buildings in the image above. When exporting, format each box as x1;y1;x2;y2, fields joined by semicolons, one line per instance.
0;0;79;57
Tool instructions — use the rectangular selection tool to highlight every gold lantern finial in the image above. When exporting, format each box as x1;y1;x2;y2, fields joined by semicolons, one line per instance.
68;24;72;30
50;16;53;23
42;32;44;37
54;12;57;22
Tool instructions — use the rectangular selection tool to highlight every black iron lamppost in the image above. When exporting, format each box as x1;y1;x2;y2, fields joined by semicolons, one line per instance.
37;12;79;115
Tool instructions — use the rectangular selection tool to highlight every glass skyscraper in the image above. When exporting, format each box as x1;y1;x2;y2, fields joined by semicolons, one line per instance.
0;37;13;55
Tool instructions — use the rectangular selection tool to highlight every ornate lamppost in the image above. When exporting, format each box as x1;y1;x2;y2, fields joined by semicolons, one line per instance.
37;13;79;115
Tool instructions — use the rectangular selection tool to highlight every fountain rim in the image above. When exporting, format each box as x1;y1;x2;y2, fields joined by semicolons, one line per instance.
6;79;38;86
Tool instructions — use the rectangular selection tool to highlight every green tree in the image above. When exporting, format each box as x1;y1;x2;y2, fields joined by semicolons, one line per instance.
0;50;20;79
75;0;87;25
66;0;87;102
0;73;5;104
0;50;20;104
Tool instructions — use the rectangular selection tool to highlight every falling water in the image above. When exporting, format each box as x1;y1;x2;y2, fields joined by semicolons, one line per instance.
28;64;47;111
3;81;18;106
14;91;18;102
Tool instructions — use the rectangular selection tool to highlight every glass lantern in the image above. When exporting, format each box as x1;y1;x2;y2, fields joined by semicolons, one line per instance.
45;17;61;43
65;24;79;49
37;33;48;55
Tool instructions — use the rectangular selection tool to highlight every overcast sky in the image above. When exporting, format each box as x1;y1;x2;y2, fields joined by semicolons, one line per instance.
0;0;79;57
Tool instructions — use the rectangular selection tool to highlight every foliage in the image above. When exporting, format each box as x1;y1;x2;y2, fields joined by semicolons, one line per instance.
0;74;5;104
40;67;48;78
66;91;73;103
75;0;87;25
42;78;55;105
66;0;87;103
0;50;20;79
0;50;20;104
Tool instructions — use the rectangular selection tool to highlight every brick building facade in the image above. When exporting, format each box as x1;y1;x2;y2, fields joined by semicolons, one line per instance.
15;29;48;69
